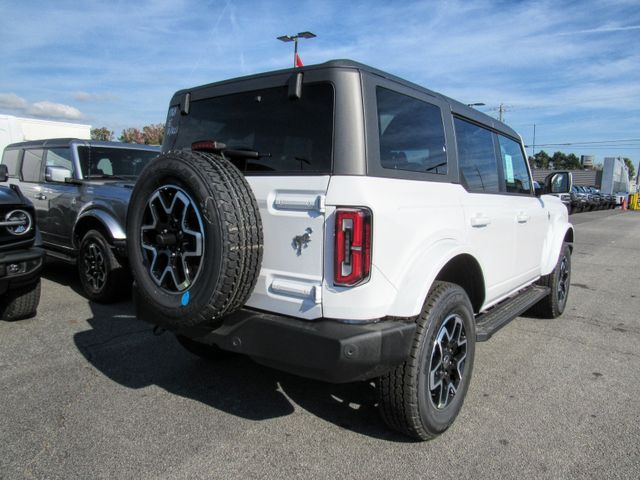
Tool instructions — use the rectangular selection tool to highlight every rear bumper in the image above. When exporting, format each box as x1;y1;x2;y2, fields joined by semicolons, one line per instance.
176;309;417;383
0;247;44;294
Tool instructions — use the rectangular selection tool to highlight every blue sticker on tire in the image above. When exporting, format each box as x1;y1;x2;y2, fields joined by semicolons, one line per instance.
181;291;190;306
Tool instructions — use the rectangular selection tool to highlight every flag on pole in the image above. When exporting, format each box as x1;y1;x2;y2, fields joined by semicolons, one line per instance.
295;53;304;68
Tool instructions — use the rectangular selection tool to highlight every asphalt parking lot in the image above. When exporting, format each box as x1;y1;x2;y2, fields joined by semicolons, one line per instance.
1;209;639;479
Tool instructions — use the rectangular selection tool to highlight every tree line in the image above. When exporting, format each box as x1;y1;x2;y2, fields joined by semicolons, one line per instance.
529;150;635;180
90;124;165;145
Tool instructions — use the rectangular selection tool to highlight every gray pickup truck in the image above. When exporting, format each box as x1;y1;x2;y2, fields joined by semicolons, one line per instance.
1;139;159;302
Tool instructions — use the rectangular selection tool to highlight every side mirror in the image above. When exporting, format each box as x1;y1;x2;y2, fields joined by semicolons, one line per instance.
45;166;72;183
544;171;572;194
0;164;7;182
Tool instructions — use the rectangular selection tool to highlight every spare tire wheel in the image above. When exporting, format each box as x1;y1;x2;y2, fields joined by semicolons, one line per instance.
126;150;263;329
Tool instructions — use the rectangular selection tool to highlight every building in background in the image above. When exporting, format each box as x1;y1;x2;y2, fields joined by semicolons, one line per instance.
601;157;630;196
0;115;91;155
580;155;594;168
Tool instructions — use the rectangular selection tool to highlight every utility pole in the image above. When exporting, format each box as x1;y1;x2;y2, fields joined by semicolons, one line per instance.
532;123;536;157
498;103;506;122
491;103;512;122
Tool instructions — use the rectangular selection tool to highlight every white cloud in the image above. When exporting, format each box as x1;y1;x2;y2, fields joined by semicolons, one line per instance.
0;93;28;110
26;101;84;120
72;91;117;103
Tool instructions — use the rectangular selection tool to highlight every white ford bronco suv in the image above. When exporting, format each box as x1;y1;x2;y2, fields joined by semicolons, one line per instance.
127;60;574;440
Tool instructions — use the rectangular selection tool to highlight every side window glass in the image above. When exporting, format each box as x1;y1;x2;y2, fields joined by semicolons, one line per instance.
1;149;20;176
21;149;44;182
46;148;74;174
377;87;447;174
497;135;531;194
453;118;499;192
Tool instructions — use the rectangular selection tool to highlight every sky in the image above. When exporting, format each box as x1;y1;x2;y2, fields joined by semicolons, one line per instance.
1;0;639;169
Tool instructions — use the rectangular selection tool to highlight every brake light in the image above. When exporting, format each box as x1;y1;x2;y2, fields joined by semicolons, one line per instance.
191;140;226;152
334;208;372;287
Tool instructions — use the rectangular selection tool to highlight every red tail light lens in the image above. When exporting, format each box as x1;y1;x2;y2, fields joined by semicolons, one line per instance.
334;207;372;287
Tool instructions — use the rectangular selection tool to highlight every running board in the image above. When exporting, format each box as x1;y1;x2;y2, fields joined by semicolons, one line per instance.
475;285;550;342
45;249;77;264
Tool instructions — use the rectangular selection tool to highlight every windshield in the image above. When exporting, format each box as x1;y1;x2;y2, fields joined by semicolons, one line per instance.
167;83;334;174
77;146;158;179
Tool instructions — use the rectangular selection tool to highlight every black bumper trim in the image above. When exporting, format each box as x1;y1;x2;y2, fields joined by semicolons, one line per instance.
0;246;44;293
180;309;416;383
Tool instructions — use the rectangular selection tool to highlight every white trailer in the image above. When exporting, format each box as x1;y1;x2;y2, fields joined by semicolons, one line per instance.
0;114;91;155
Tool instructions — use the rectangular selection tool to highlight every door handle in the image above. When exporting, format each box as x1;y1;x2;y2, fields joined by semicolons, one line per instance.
516;212;530;223
470;215;491;227
34;193;47;200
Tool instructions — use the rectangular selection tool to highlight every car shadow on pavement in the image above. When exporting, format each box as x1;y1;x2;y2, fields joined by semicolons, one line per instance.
70;297;411;442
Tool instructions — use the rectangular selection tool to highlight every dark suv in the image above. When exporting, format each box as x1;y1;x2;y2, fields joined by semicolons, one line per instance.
0;165;43;320
1;139;159;302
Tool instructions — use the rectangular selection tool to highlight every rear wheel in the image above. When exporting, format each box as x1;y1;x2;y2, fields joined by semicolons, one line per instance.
0;279;41;321
126;151;263;330
377;281;476;440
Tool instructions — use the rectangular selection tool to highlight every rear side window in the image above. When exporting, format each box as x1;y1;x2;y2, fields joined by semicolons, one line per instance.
376;88;447;174
454;118;499;193
1;149;20;176
21;149;44;182
172;83;334;174
497;135;531;194
77;146;157;179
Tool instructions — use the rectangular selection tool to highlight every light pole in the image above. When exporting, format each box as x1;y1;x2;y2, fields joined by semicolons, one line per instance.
277;31;316;67
467;102;485;108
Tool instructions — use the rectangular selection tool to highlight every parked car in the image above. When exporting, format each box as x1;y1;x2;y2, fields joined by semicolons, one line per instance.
1;139;160;302
570;185;588;213
126;60;574;440
0;165;43;319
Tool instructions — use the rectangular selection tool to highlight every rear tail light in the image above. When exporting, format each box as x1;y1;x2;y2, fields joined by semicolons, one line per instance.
334;207;372;287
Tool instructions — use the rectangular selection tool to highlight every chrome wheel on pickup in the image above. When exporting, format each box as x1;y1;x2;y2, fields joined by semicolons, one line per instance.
140;185;205;293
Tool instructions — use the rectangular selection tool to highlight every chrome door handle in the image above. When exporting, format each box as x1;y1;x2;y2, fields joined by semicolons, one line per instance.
470;215;491;227
516;213;530;223
34;193;47;200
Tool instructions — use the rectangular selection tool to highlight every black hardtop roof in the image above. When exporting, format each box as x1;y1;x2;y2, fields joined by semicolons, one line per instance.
175;59;520;139
5;138;161;151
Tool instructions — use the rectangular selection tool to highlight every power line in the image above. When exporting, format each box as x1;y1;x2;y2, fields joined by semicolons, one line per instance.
526;137;640;147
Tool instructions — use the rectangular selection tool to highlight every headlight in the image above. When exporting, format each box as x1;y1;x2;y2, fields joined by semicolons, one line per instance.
1;210;33;235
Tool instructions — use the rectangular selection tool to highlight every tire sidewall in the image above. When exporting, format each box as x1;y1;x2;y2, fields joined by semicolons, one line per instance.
553;244;571;315
417;286;476;433
126;154;225;320
78;230;111;298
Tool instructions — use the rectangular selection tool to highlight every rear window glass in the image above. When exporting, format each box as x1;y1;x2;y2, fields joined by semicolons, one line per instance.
454;118;500;193
377;87;447;174
1;149;20;176
170;83;334;174
78;146;158;179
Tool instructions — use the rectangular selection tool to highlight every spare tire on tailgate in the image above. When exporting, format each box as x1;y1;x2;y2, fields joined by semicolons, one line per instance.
126;150;263;330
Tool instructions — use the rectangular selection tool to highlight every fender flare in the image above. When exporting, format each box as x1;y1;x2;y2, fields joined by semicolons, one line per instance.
389;238;484;317
541;224;574;275
73;209;126;249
